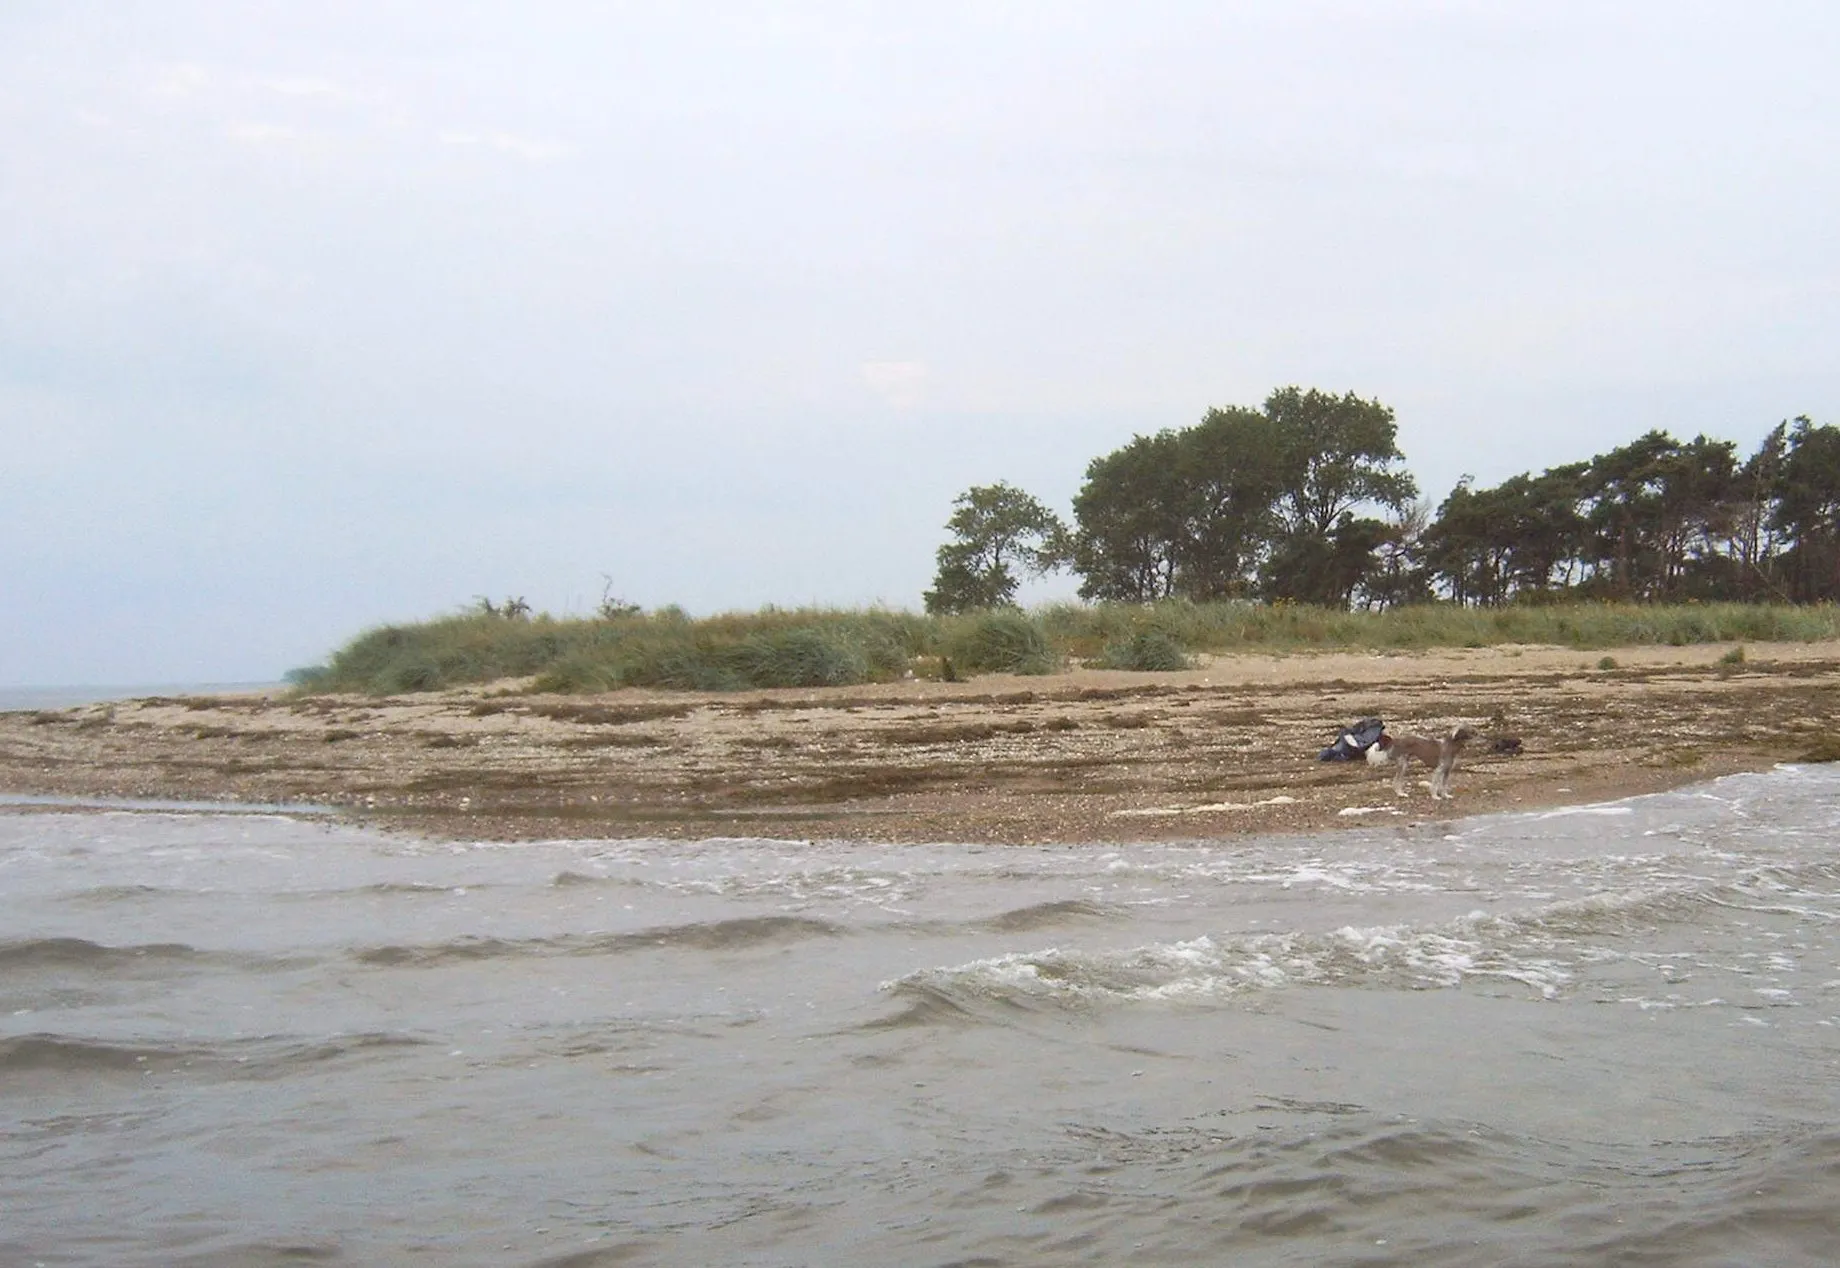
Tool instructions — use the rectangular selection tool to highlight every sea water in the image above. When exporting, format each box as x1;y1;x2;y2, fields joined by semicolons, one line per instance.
3;767;1838;1265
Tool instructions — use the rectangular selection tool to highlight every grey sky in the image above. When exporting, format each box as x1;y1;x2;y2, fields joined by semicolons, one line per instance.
4;2;1837;685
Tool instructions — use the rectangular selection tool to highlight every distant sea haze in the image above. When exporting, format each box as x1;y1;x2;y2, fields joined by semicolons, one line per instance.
0;684;283;712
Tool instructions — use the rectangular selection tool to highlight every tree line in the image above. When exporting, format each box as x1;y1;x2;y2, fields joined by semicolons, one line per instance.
924;387;1840;613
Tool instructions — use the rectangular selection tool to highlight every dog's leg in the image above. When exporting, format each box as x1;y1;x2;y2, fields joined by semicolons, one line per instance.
1431;744;1459;799
1436;728;1474;800
1393;756;1411;797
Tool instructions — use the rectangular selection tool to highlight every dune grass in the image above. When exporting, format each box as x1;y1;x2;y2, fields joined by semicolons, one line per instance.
287;600;1840;696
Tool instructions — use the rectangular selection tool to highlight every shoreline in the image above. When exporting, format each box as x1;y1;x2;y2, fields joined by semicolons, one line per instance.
3;641;1838;844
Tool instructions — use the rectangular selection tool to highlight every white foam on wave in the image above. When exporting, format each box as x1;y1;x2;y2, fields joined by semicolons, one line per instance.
1281;866;1361;891
1533;805;1636;820
1616;994;1730;1011
1111;796;1297;818
1237;857;1444;897
883;914;1577;1009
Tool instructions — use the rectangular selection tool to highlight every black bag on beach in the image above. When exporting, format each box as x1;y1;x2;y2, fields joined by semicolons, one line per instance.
1318;716;1384;761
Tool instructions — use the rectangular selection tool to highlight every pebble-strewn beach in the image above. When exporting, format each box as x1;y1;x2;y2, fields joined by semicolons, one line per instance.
6;641;1837;843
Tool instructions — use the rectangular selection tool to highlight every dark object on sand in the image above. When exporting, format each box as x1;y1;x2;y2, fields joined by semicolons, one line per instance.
1489;735;1524;756
1319;716;1385;761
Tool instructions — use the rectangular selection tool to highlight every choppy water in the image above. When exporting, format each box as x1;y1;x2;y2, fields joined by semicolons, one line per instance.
4;768;1840;1266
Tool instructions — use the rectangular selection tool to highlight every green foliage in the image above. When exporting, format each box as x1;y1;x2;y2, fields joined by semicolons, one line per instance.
924;482;1071;614
596;576;644;620
529;653;623;694
1071;429;1192;602
1260;513;1392;607
1094;630;1192;672
1039;598;1840;655
938;610;1059;675
312;606;928;695
475;595;532;619
1415;420;1840;608
1771;416;1840;601
1031;388;1840;611
388;656;445;693
1421;465;1591;606
735;627;872;688
1261;386;1417;537
297;598;1840;696
313;613;581;695
1067;386;1415;606
1570;431;1742;600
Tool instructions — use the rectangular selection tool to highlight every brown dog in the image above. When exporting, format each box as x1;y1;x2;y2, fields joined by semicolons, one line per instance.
1366;725;1475;799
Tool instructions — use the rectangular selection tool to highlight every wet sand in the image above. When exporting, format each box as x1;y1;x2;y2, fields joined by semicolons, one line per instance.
4;641;1839;843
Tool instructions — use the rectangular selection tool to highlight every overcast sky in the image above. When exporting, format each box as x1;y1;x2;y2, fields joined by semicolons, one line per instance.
5;2;1838;686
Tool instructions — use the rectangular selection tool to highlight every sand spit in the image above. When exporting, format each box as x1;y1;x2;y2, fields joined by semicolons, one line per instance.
4;642;1838;843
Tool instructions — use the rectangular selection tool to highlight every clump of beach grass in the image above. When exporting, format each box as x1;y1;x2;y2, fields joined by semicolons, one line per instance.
937;610;1059;676
1092;630;1193;672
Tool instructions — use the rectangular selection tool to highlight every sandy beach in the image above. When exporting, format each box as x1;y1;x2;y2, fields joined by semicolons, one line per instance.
4;641;1839;843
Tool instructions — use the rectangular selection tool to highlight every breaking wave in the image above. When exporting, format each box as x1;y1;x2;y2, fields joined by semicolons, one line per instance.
880;852;1840;1024
881;917;1574;1020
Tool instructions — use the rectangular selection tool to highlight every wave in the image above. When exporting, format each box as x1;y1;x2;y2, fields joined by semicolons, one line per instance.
632;914;846;950
230;1031;435;1077
0;1033;213;1073
354;914;848;967
53;883;171;904
879;853;1840;1025
1487;861;1840;940
853;899;1123;944
261;880;503;902
879;918;1575;1022
1590;1128;1840;1265
354;881;475;896
526;1243;661;1268
0;1030;432;1079
550;869;647;889
972;1115;1840;1264
0;937;310;980
859;978;1028;1030
0;937;204;970
971;898;1118;933
57;880;503;907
